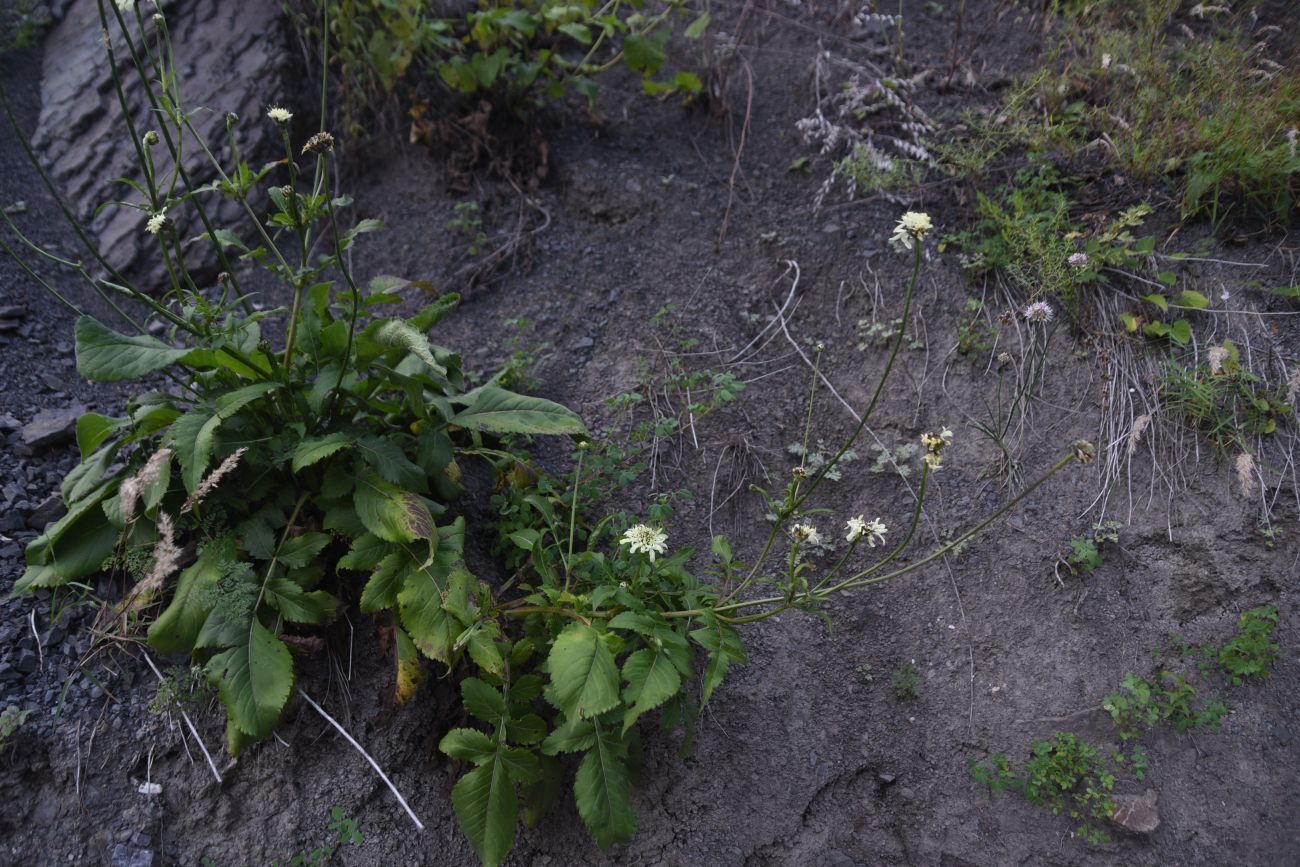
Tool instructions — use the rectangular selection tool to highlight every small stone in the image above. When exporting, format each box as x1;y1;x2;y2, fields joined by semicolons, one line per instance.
574;336;594;350
27;494;67;530
1110;789;1160;835
21;406;83;449
109;844;154;867
0;305;27;319
877;772;897;785
0;320;19;334
0;414;21;431
39;373;67;392
14;651;38;674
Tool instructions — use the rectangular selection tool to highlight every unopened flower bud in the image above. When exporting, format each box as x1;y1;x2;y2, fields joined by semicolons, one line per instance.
142;130;159;147
225;112;238;129
1072;440;1096;465
301;131;335;156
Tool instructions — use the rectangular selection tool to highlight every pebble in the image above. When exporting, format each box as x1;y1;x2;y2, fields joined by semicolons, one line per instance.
1110;789;1160;834
20;406;82;450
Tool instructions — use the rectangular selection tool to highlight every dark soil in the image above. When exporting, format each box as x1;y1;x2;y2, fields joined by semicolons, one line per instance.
2;1;1297;866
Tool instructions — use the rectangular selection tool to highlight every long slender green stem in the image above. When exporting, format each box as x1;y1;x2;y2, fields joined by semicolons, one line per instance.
664;449;1079;620
721;242;925;605
109;0;254;314
562;447;587;593
0;235;85;318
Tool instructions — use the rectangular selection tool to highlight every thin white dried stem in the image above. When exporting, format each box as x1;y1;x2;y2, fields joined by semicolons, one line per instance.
297;687;425;831
140;652;222;784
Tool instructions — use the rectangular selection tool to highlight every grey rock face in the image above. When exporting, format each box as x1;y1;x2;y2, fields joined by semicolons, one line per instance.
32;0;293;283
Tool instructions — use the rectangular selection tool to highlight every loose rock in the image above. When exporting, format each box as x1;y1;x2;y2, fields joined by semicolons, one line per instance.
21;406;82;449
1110;788;1160;835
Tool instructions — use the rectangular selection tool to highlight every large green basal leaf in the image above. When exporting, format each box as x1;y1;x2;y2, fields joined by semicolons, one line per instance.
148;536;233;654
74;316;192;382
450;386;586;436
355;469;434;543
205;618;294;746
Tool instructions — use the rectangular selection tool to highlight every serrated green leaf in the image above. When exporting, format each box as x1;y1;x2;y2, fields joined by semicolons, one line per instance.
507;714;547;745
264;578;338;624
373;319;445;374
276;532;331;569
540;718;595;755
450;759;518;867
545;623;620;723
574;723;636;850
360;551;407;612
148;536;232;654
442;727;498;764
206;619;294;742
398;557;458;663
690;623;747;706
74;316;191;382
468;621;506;676
450;386;586;436
355;469;434;543
291;432;355;472
409;293;460;332
168;409;215;493
462;676;508;723
358;435;426;491
180;381;281;491
338;532;393;571
623;31;666;76
620;647;681;733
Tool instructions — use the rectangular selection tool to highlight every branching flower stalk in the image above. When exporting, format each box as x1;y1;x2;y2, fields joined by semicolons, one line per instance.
720;231;926;608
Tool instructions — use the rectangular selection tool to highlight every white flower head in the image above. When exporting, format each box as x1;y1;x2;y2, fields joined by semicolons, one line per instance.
620;524;668;562
792;523;822;547
846;515;888;547
1068;252;1088;270
145;208;168;235
889;211;932;252
1022;301;1055;324
266;106;293;125
921;427;953;470
116;0;136;10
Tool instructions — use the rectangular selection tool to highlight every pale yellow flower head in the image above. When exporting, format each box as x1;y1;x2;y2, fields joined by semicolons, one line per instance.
846;515;887;547
145;208;168;235
620;524;668;562
266;106;293;125
792;523;822;547
889;211;932;251
921;427;953;470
